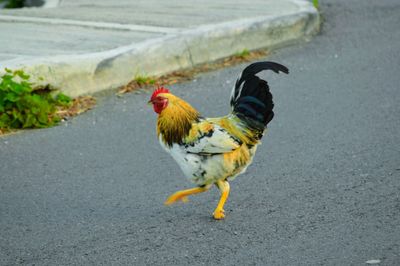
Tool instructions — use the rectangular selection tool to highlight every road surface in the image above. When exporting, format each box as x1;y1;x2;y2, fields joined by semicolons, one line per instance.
1;0;399;265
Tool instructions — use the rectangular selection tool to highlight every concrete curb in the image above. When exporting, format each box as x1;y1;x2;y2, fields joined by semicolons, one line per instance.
1;0;319;97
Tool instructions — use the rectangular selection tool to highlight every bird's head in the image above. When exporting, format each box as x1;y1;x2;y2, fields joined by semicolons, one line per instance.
148;87;171;114
148;86;200;123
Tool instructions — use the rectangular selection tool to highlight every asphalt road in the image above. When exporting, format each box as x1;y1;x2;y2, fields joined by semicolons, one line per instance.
1;0;399;265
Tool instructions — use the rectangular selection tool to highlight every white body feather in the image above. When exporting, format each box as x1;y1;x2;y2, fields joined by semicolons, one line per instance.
159;125;257;186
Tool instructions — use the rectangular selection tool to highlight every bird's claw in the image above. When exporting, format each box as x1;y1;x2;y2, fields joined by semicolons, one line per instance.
213;208;225;220
164;194;189;205
181;196;189;203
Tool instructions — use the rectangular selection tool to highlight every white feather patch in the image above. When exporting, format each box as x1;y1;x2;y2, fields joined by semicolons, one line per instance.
184;125;241;154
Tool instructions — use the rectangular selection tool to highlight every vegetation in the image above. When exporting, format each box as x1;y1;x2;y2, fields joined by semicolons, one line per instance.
235;49;251;59
0;69;72;131
313;0;319;9
0;0;25;8
133;74;156;86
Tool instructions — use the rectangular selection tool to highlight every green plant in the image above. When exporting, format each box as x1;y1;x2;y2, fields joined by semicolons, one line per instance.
133;74;156;86
0;0;25;8
0;69;72;130
235;49;251;59
312;0;319;9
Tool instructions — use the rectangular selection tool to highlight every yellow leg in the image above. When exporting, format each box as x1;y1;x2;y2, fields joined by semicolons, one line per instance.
164;186;210;205
213;180;230;220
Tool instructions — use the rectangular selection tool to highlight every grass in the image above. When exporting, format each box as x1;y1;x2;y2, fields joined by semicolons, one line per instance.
133;74;156;86
313;0;319;9
234;49;251;59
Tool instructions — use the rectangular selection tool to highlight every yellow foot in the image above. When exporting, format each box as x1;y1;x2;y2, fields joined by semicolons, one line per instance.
213;208;225;220
164;193;189;205
164;187;209;206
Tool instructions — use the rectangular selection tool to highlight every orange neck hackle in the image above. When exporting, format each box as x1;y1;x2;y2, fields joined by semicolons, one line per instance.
155;93;200;146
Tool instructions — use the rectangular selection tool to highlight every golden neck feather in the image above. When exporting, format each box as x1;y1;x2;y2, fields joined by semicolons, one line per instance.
157;94;200;146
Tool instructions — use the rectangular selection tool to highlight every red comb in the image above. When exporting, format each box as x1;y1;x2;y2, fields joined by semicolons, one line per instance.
151;86;170;100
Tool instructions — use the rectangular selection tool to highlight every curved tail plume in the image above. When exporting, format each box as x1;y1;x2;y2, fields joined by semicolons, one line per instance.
230;61;288;129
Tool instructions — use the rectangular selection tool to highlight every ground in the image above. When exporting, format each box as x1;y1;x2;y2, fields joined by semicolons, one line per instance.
1;0;399;265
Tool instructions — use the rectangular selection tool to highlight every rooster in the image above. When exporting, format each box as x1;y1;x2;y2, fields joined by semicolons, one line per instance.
148;61;288;219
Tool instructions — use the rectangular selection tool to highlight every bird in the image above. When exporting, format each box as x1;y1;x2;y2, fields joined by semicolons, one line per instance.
148;61;288;219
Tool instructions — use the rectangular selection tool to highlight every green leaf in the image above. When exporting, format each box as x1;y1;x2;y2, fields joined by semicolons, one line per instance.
38;111;49;124
23;113;36;128
30;107;40;115
9;83;25;95
0;73;14;84
20;81;33;92
14;70;30;80
52;115;61;124
12;109;24;123
0;113;10;124
55;93;72;106
0;95;4;112
5;92;19;102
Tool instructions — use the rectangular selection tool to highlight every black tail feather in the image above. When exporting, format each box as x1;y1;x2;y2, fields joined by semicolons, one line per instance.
230;61;288;129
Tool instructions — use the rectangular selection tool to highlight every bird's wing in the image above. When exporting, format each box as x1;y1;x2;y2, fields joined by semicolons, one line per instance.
182;120;242;154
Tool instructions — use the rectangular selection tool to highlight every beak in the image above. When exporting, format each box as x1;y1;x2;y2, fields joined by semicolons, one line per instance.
147;100;153;105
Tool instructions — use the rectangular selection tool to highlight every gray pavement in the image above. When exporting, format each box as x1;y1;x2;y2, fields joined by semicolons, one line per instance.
0;0;319;96
1;0;400;265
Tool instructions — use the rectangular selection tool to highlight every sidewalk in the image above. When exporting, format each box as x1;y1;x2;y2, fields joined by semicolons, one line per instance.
0;0;319;96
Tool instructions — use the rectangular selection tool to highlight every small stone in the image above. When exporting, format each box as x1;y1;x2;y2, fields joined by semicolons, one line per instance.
366;259;381;264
